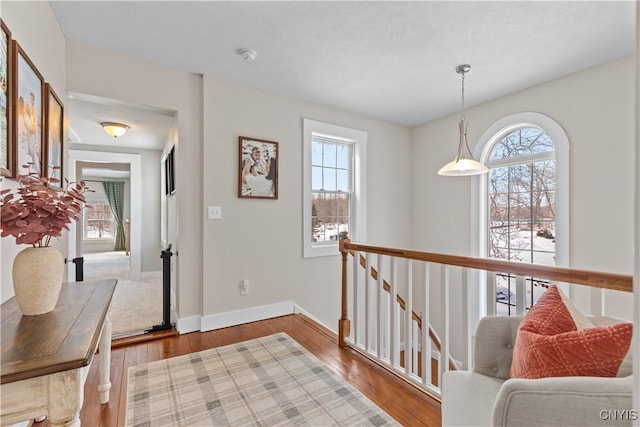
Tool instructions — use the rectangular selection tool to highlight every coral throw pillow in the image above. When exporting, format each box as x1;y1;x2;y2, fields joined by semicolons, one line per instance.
510;285;632;379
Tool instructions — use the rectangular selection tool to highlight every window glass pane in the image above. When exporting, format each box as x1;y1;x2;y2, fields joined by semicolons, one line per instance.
489;127;555;161
336;169;350;192
489;167;508;193
311;194;324;242
533;160;555;190
323;143;337;167
489;194;508;221
310;193;351;243
323;168;336;191
523;128;554;154
311;140;323;166
532;249;555;266
509;249;532;264
336;144;350;169
508;164;531;193
335;193;350;217
312;166;323;190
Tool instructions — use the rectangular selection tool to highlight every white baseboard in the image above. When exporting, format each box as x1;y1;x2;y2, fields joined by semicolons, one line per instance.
294;304;337;334
176;315;201;334
200;301;295;332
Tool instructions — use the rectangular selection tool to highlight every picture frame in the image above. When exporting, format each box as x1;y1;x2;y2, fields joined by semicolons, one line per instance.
44;83;63;184
12;41;44;177
238;136;278;199
164;145;175;196
0;19;12;177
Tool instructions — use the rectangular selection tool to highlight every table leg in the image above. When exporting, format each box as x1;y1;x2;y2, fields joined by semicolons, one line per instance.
98;312;112;404
48;370;83;427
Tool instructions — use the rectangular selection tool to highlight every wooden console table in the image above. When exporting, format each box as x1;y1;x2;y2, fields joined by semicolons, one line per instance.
1;279;117;427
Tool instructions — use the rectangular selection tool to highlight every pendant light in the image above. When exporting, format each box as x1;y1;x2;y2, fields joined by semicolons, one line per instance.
437;64;488;176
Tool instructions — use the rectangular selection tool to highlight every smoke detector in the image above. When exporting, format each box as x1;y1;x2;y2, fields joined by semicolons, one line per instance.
238;48;257;61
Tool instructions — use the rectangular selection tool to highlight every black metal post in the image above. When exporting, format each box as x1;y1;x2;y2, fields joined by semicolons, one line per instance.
72;257;84;282
147;244;173;332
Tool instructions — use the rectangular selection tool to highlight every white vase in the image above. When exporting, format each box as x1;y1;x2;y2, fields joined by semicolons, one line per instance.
12;246;65;316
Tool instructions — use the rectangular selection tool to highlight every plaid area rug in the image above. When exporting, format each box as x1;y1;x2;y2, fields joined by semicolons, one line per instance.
125;333;398;426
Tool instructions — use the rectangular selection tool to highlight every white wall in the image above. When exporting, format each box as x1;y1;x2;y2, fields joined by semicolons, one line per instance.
412;56;636;360
202;75;413;332
1;2;67;303
65;41;203;321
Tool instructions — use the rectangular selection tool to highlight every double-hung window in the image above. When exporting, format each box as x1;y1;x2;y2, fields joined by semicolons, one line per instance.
303;119;366;257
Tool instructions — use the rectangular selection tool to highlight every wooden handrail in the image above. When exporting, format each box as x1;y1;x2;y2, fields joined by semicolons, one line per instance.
343;240;632;293
358;254;458;371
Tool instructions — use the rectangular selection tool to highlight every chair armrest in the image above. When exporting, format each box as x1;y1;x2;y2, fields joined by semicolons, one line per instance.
473;316;523;380
493;376;634;427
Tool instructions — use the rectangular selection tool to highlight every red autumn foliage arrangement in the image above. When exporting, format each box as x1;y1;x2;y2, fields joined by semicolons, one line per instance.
0;166;91;247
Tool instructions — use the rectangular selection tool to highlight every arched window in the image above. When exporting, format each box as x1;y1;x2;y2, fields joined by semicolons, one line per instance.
473;113;569;316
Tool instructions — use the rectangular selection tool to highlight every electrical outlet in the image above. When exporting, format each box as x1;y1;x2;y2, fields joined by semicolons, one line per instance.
208;206;222;219
241;279;250;296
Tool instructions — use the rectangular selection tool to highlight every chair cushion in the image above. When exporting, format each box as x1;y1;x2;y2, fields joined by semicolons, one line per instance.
510;285;632;379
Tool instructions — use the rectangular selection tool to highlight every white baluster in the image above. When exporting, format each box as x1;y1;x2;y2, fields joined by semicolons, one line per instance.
390;257;398;368
440;265;450;387
422;262;431;386
405;260;413;377
376;254;383;359
352;251;359;346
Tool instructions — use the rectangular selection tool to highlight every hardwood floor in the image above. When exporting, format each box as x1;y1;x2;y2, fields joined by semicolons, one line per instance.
41;314;442;426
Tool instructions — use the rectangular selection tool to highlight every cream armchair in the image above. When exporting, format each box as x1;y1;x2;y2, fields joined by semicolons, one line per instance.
442;316;634;427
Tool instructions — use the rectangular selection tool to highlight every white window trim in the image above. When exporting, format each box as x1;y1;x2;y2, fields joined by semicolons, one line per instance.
303;118;367;258
471;112;570;317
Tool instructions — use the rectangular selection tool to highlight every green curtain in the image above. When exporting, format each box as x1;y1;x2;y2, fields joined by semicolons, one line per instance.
102;181;126;251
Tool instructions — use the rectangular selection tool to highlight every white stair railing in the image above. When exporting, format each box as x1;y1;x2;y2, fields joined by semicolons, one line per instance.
338;236;633;401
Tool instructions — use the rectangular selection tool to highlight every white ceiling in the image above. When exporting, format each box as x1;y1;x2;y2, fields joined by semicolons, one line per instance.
50;1;636;149
66;93;175;151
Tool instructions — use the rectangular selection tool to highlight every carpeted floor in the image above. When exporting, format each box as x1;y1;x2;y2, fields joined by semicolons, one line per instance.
83;252;163;338
125;333;398;427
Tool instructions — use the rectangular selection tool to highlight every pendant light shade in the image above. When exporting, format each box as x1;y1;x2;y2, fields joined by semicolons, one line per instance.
101;122;129;138
438;64;488;176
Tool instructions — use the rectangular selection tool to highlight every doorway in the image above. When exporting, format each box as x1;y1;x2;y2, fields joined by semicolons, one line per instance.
66;94;177;338
69;151;164;338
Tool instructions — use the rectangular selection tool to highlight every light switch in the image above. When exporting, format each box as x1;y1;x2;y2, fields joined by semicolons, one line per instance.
208;206;222;219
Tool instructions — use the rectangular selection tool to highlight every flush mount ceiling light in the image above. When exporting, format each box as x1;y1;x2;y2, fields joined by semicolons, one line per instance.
238;48;257;61
437;64;489;176
101;122;129;138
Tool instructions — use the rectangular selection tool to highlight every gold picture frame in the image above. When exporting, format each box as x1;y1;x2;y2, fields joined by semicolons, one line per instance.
44;83;63;185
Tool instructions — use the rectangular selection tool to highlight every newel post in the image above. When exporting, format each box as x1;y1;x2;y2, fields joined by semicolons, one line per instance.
338;232;351;348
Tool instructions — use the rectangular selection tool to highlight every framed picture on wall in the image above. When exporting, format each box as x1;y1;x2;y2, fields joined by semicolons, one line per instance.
238;136;278;199
164;145;175;196
13;41;44;177
0;19;12;177
44;83;63;184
